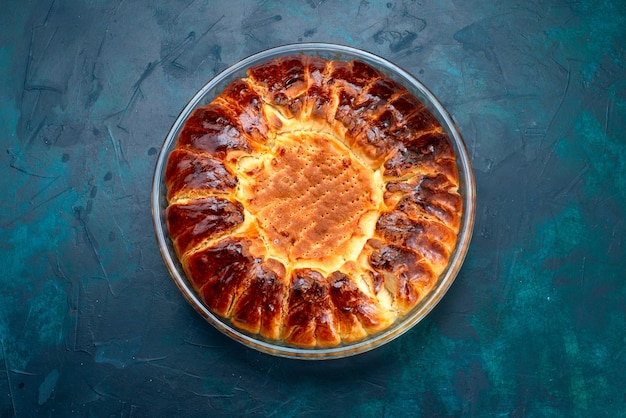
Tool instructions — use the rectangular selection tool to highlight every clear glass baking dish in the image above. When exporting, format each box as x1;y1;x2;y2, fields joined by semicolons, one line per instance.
151;43;475;359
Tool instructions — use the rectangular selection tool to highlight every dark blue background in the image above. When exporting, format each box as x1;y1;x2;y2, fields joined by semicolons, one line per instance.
1;0;625;416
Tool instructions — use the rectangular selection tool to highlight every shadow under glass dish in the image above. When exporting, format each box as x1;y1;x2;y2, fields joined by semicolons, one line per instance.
151;43;476;359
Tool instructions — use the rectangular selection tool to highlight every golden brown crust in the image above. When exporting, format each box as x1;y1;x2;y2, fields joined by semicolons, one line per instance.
166;197;244;256
327;271;393;341
164;54;462;348
165;149;238;201
281;269;339;348
229;258;287;340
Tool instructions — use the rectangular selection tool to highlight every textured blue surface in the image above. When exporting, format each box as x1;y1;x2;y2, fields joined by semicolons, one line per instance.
1;0;625;416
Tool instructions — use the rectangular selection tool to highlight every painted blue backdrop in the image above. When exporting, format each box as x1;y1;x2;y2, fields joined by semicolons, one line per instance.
1;0;625;416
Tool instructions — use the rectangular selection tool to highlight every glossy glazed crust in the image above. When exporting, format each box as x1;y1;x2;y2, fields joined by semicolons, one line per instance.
164;55;462;348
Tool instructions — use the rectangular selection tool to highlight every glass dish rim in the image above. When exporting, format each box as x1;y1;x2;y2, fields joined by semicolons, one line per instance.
151;42;476;360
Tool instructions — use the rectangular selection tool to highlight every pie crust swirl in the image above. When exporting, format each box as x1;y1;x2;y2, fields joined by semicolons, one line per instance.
164;55;462;348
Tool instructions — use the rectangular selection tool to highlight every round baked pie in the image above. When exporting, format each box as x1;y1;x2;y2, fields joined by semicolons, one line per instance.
163;54;462;349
